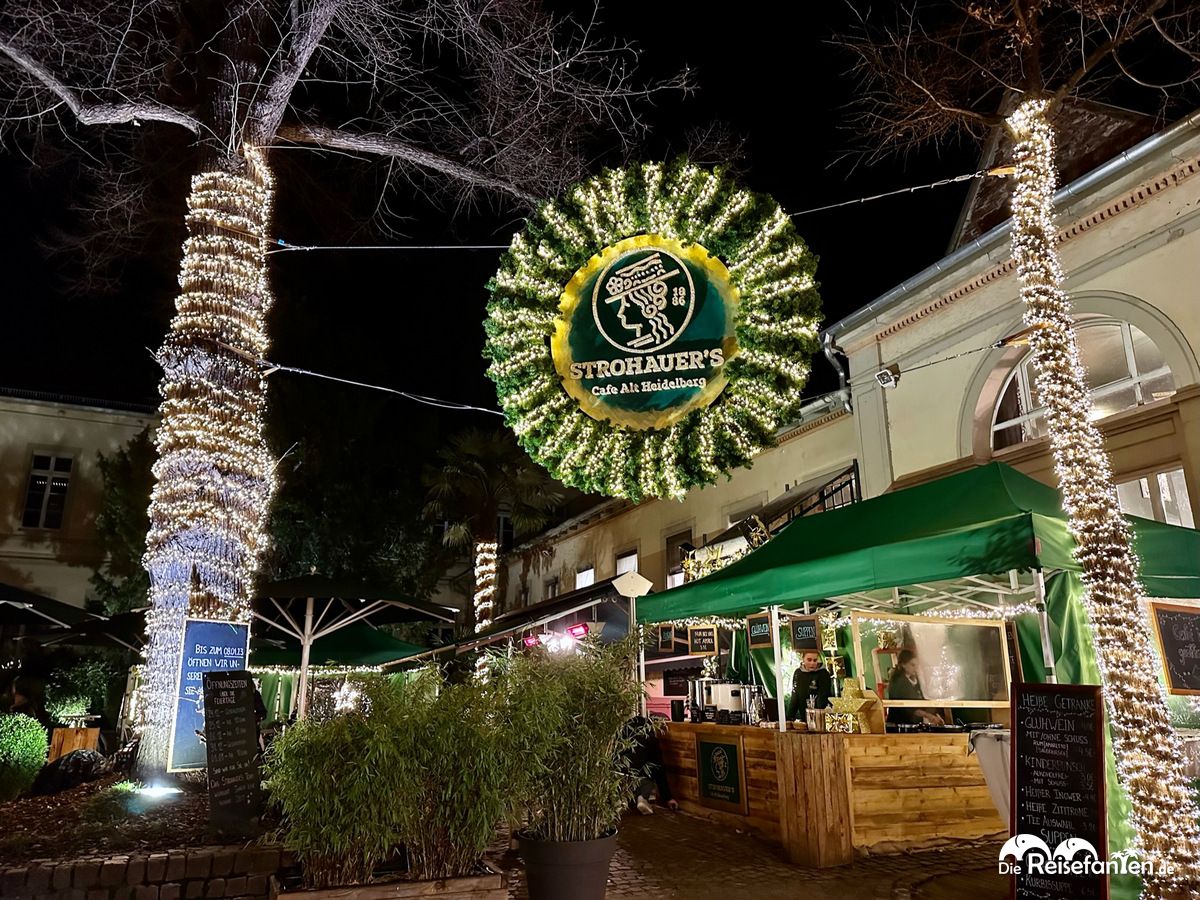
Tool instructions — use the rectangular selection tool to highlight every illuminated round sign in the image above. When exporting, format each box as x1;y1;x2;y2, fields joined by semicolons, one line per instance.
552;235;739;431
484;160;822;503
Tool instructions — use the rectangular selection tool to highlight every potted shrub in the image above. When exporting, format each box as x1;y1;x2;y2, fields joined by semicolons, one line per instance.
501;639;642;900
264;672;510;898
0;712;49;801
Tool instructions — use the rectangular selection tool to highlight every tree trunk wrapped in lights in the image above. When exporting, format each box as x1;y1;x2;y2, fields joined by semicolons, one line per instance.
138;147;277;776
473;540;499;633
1009;97;1200;893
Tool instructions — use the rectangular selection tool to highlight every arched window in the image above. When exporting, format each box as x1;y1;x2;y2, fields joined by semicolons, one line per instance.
991;318;1175;451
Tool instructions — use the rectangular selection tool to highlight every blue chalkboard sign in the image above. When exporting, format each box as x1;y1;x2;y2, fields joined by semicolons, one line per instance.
168;619;251;772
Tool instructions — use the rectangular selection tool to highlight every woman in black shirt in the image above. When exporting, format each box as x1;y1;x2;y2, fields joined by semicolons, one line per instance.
786;650;832;721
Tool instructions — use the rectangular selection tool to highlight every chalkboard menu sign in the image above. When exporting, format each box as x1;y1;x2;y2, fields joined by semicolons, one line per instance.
695;734;748;815
746;612;773;650
169;619;251;771
663;668;699;696
789;615;821;651
687;624;718;656
658;625;676;652
1010;682;1107;900
1149;601;1200;695
202;670;262;838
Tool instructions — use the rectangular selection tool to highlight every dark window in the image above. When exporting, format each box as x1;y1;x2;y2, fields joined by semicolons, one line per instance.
22;454;72;529
664;530;693;588
497;513;515;551
545;578;559;600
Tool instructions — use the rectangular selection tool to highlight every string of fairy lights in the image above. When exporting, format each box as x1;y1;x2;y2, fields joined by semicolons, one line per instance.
1008;98;1200;892
125;130;1200;880
137;146;277;775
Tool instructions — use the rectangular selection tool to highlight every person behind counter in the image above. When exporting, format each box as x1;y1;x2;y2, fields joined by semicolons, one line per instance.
886;649;944;726
786;649;832;721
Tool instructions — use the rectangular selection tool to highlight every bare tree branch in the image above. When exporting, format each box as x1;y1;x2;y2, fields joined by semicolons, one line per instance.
837;0;1200;161
276;123;541;204
253;0;346;143
0;35;202;135
1052;0;1169;101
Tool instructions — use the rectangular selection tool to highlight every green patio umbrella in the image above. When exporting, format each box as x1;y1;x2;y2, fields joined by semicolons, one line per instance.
250;620;424;668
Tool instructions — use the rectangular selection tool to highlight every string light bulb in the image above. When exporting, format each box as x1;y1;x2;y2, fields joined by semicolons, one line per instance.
1008;98;1200;893
137;146;277;777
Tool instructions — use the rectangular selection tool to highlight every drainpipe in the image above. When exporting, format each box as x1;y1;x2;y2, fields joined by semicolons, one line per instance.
822;332;853;414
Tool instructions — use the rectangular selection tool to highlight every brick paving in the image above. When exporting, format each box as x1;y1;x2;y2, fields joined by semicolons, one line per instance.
492;811;1008;899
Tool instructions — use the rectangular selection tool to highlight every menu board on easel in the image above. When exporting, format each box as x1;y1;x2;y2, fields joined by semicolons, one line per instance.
1010;682;1107;900
1149;601;1200;694
202;670;262;838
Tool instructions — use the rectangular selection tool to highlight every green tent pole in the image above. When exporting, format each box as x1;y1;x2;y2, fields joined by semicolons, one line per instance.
771;605;786;732
1033;569;1057;684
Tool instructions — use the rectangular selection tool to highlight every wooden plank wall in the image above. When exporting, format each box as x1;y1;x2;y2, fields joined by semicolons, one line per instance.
660;723;781;840
776;733;855;867
844;734;1005;850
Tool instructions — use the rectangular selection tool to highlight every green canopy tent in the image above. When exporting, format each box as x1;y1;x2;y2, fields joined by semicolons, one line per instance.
637;461;1200;899
636;462;1200;624
250;620;425;723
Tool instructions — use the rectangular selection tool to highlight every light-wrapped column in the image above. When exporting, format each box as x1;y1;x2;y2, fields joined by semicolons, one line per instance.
1009;98;1200;895
474;540;499;633
137;146;277;777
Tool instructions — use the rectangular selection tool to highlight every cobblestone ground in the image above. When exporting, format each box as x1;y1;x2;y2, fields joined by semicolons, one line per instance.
491;811;1007;899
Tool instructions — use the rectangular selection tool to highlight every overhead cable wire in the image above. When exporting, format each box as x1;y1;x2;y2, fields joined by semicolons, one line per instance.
260;360;505;417
194;341;504;417
204;169;1012;253
789;167;1009;219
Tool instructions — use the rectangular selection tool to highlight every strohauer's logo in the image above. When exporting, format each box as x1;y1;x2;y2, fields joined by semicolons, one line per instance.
551;234;739;431
709;746;731;783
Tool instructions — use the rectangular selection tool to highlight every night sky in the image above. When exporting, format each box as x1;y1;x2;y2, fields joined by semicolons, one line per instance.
0;5;980;445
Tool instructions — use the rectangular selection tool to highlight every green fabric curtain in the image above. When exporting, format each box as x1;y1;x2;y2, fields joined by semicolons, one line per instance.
637;463;1200;624
256;672;297;725
726;627;795;698
1015;572;1139;900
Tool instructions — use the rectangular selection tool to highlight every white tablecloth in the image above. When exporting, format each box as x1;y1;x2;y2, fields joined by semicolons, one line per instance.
969;729;1011;826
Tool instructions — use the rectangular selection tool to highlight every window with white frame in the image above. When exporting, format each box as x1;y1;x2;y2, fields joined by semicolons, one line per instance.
615;549;638;577
992;319;1174;451
545;578;559;600
576;566;595;589
1116;467;1194;528
22;453;73;529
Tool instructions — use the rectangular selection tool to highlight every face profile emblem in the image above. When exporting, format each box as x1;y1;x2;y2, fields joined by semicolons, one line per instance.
709;746;730;783
593;248;695;353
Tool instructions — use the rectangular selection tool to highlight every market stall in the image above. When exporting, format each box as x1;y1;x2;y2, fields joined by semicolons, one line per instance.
636;462;1200;867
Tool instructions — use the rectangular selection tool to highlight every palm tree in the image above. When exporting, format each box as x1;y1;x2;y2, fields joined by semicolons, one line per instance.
425;430;563;632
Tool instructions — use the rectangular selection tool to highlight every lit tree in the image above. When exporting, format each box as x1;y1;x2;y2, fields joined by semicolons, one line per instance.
841;2;1200;893
424;429;563;632
0;0;687;777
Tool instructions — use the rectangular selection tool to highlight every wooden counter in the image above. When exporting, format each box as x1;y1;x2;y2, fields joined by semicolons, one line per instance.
660;723;1003;867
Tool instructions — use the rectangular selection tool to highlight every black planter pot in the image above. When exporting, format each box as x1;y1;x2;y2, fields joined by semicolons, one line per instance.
517;831;617;900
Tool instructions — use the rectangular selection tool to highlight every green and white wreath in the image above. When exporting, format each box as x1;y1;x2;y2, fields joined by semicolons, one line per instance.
484;159;822;503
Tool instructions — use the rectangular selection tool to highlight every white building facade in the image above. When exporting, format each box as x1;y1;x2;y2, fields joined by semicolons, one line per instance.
0;389;155;608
